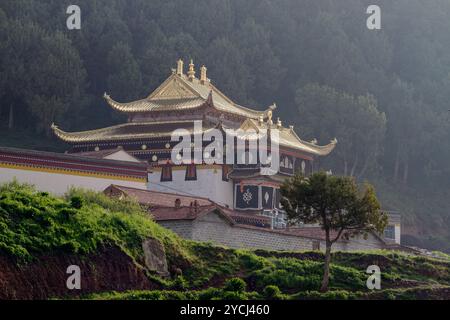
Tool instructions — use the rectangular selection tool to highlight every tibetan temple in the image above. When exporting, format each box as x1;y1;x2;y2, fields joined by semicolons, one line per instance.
52;59;337;219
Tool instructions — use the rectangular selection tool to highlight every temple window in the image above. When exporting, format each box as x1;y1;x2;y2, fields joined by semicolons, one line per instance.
280;155;294;174
294;158;309;176
161;165;173;182
185;164;197;181
384;225;396;240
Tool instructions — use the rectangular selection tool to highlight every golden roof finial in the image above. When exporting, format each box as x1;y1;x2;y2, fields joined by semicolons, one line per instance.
200;65;207;84
267;110;273;125
188;59;195;81
258;114;264;125
177;59;184;76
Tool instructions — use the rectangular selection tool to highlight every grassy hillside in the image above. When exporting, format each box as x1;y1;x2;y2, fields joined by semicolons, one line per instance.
0;182;449;300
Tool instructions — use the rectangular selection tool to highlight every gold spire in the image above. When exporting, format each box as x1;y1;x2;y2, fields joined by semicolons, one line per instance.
177;59;184;76
187;59;196;81
200;65;207;84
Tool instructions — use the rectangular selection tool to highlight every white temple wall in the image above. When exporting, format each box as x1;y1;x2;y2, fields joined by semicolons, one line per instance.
148;166;234;208
0;167;147;196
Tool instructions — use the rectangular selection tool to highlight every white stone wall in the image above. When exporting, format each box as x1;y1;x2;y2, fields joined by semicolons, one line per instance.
0;167;147;195
148;166;234;207
159;211;386;252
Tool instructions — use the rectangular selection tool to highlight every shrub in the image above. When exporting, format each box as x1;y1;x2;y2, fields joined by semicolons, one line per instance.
70;196;84;209
197;288;223;300
172;275;189;290
223;278;247;293
262;285;284;300
239;252;270;270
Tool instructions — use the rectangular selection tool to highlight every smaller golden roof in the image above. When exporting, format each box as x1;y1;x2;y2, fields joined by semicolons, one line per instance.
230;119;337;156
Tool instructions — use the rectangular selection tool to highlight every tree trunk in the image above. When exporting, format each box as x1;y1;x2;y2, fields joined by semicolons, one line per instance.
394;150;400;182
402;160;409;185
344;159;348;176
350;156;359;177
320;232;332;292
8;103;14;129
357;155;370;180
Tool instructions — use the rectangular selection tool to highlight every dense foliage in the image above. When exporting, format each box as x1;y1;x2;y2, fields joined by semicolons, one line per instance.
0;0;449;251
0;181;188;263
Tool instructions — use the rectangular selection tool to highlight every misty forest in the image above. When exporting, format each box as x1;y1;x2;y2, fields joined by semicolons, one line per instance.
0;0;449;252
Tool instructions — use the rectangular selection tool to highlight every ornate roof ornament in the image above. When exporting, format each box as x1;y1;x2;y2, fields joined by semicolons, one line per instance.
200;65;207;84
187;59;196;81
267;110;273;125
177;59;184;76
277;118;282;128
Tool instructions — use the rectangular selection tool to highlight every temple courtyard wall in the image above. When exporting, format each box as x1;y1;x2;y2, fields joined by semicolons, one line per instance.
159;211;385;252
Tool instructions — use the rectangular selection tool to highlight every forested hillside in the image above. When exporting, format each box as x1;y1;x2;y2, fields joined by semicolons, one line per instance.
0;0;449;251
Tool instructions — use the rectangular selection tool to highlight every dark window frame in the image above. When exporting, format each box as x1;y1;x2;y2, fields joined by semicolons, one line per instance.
185;164;197;181
161;165;173;182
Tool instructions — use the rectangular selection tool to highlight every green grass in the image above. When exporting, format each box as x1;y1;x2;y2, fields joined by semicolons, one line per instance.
1;182;450;300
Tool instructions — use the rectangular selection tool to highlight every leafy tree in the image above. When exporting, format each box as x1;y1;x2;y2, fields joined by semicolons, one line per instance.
280;172;388;292
106;42;142;102
295;84;386;178
26;31;86;135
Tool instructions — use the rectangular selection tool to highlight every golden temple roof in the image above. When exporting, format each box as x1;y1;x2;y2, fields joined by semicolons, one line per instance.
51;119;336;156
51;120;216;143
230;119;337;157
104;71;274;119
